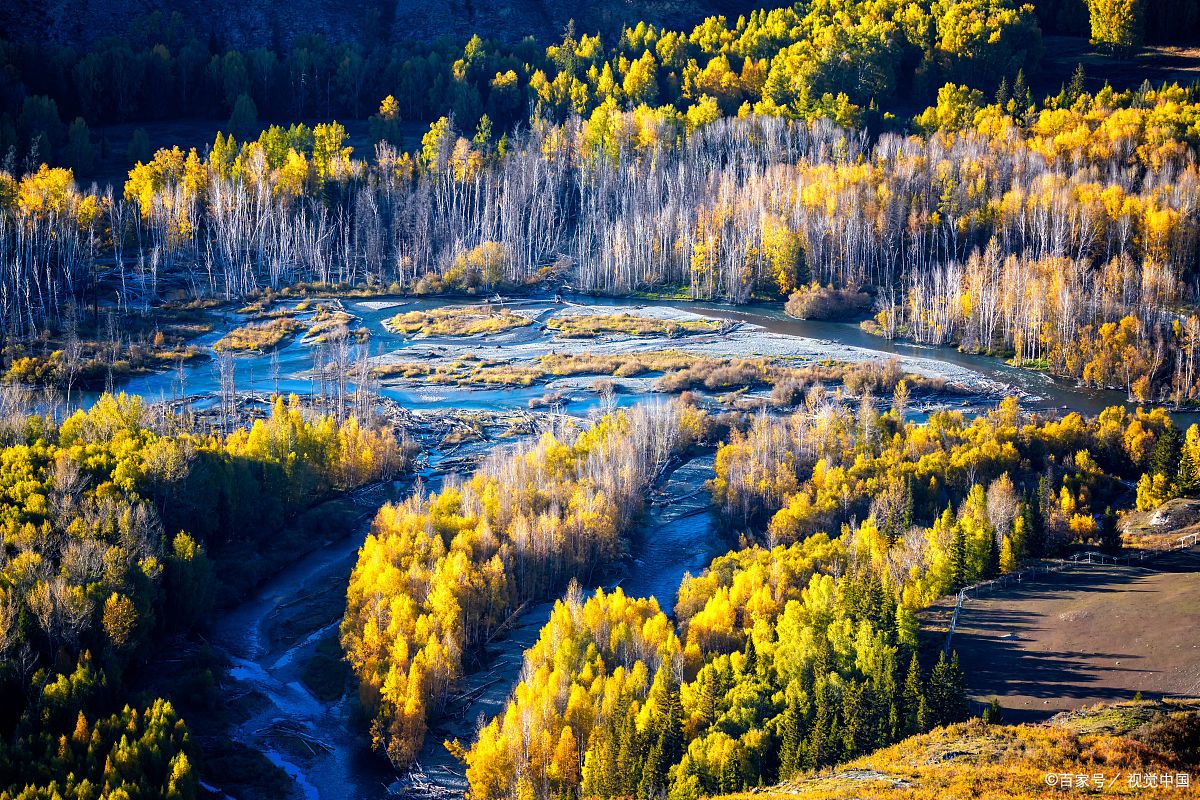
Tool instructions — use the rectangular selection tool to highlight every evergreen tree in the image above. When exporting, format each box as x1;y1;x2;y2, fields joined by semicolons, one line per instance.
951;522;968;588
985;530;1000;579
65;117;95;174
982;698;1004;724
1068;63;1087;101
806;680;839;768
1026;488;1048;558
840;680;875;758
926;651;970;727
778;684;803;779
917;692;932;733
228;93;258;140
698;669;718;728
1178;446;1198;496
658;675;685;768
640;739;667;799
1100;506;1120;553
616;708;643;797
742;636;758;676
902;653;923;736
1150;426;1180;480
1012;68;1033;118
640;668;684;800
127;127;152;164
582;722;617;798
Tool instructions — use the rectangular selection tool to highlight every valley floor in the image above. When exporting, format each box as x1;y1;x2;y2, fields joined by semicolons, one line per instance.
943;547;1200;721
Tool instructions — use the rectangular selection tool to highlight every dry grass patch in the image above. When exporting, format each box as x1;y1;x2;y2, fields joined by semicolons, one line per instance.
537;351;944;398
655;356;940;396
213;317;303;352
385;306;531;337
303;307;369;343
373;357;543;387
546;312;719;338
538;350;698;377
722;701;1200;800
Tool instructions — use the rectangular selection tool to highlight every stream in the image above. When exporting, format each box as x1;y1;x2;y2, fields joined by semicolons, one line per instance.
111;294;1190;799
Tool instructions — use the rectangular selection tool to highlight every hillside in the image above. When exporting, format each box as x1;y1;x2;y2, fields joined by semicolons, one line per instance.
719;700;1200;800
1;0;777;49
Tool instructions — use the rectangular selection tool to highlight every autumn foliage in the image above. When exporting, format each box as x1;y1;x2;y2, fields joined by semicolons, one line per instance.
341;403;704;768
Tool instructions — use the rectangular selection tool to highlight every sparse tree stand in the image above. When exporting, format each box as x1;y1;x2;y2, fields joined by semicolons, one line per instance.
369;95;404;145
1087;0;1145;58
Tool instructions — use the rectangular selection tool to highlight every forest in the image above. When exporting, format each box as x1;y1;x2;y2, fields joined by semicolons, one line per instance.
452;394;1197;800
0;393;401;798
7;75;1200;400
342;402;705;767
2;0;1200;797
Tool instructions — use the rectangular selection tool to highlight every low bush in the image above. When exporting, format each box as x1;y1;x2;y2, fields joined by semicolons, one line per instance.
785;283;872;321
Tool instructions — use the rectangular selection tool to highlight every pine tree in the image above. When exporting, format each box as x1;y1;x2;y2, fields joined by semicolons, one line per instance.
840;680;875;759
985;530;1000;579
1151;426;1180;480
718;752;740;793
640;669;684;800
807;680;839;768
742;636;758;677
948;653;968;719
778;685;803;779
639;739;666;800
1025;490;1047;558
902;653;923;736
228;93;259;140
951;522;968;588
698;669;718;728
658;675;685;768
1100;506;1120;553
616;707;643;797
1012;68;1032;119
926;651;970;728
1178;446;1198;496
874;650;900;746
1068;63;1087;101
582;722;617;798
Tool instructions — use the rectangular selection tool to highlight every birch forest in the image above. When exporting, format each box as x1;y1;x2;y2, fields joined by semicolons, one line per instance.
5;75;1200;398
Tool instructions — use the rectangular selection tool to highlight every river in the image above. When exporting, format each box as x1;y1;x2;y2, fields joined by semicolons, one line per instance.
113;294;1187;799
118;294;1176;419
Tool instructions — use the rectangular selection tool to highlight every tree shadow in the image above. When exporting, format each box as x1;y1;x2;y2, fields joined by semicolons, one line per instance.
925;548;1200;722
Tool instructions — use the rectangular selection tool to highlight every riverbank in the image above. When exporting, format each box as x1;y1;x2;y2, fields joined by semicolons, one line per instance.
393;450;726;798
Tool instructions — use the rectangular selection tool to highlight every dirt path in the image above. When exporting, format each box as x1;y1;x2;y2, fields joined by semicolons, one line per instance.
944;547;1200;721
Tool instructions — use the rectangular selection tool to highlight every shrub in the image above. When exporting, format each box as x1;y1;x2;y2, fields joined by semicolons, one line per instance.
785;283;872;320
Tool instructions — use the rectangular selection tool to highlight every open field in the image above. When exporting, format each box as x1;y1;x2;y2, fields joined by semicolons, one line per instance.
1040;36;1200;95
935;548;1200;722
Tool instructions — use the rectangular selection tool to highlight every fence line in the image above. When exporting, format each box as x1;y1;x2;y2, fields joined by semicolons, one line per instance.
943;535;1198;656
